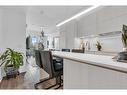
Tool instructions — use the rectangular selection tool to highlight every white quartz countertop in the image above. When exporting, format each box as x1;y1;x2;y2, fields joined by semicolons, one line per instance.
52;51;127;73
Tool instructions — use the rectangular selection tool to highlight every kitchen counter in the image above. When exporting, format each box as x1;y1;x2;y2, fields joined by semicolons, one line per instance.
52;51;127;73
52;51;127;89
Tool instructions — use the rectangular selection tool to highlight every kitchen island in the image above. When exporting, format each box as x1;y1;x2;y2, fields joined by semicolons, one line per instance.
52;51;127;89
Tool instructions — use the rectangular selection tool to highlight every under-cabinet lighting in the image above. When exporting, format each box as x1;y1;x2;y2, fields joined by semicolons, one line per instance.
56;5;100;27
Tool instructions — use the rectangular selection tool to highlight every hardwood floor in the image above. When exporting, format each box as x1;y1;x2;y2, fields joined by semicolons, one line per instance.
0;57;63;89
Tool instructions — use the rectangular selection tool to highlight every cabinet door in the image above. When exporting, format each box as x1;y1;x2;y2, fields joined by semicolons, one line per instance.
96;6;127;34
64;59;89;89
65;20;77;49
64;59;127;89
59;25;67;49
77;13;97;37
59;20;77;49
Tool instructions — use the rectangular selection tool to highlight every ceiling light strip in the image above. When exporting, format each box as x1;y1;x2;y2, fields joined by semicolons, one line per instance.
56;5;100;27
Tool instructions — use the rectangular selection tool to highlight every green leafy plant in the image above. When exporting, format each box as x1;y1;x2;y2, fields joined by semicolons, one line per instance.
96;41;102;51
0;48;23;72
121;25;127;48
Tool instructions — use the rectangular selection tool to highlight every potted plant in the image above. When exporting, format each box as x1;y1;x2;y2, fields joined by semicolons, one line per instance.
121;25;127;51
0;48;23;78
96;41;102;51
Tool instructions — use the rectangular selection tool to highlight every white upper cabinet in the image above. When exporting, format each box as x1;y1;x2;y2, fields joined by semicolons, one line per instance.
65;20;77;49
59;24;67;49
59;19;77;49
59;6;127;48
77;12;97;37
77;6;127;37
96;6;127;34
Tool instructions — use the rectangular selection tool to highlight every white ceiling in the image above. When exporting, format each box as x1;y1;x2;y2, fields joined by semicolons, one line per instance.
0;6;27;14
26;6;90;33
0;6;91;34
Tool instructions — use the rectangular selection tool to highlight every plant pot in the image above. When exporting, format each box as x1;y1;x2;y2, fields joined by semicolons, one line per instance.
6;65;19;79
98;48;101;51
97;46;101;51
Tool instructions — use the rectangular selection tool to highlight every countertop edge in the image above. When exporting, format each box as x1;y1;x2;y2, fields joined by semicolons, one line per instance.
53;52;127;74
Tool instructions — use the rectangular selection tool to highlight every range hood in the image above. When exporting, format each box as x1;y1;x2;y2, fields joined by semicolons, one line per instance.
98;31;121;37
80;31;122;39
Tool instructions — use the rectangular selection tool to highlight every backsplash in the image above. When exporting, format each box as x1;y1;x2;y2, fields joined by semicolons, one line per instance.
75;35;123;52
98;35;123;52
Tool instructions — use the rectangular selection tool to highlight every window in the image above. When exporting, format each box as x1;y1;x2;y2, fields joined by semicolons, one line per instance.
32;36;38;45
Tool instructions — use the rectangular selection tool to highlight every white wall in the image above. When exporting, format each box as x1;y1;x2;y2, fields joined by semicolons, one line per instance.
0;9;26;79
0;9;3;81
0;9;3;53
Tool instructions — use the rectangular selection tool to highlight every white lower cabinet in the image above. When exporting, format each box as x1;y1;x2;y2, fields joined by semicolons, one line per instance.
64;59;127;89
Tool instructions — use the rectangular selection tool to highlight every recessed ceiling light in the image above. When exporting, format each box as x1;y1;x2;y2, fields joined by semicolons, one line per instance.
56;5;100;27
